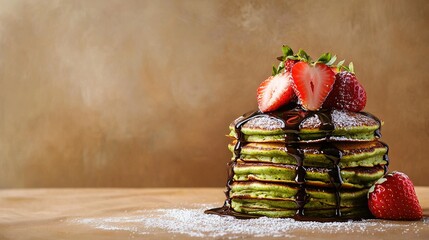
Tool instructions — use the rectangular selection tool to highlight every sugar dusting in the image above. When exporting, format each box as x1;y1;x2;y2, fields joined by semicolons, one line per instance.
331;110;377;129
238;115;284;131
300;114;321;129
234;110;378;132
70;205;428;239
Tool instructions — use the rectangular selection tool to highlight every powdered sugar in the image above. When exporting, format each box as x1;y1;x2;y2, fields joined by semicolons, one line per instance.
236;115;284;131
233;109;378;133
300;114;321;129
70;205;428;239
331;110;377;129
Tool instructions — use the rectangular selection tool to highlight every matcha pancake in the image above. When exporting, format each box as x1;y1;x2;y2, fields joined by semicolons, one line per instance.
229;109;382;142
228;141;388;168
233;161;385;188
228;181;373;218
230;181;369;209
231;199;371;218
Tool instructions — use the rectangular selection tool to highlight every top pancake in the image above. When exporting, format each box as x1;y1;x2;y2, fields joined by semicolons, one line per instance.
229;108;382;142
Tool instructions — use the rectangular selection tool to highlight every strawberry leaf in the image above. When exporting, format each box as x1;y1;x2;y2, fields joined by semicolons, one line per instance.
282;45;294;57
297;49;310;62
272;62;285;76
326;55;337;66
336;59;345;69
272;65;277;76
273;62;285;76
349;62;355;73
336;60;351;72
286;55;299;61
316;52;332;64
278;61;284;70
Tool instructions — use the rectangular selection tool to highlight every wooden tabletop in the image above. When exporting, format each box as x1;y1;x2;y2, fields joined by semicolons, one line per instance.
0;188;428;239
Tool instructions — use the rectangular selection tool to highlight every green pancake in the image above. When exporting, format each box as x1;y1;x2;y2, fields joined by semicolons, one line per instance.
231;199;372;218
230;181;369;207
229;181;372;218
229;109;382;142
228;141;388;168
233;161;385;188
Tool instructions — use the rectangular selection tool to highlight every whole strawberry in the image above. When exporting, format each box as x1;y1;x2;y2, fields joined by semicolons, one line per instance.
323;71;367;112
284;59;298;73
273;45;299;75
368;171;423;220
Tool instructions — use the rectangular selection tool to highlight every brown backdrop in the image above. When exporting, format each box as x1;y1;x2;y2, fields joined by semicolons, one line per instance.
0;0;428;188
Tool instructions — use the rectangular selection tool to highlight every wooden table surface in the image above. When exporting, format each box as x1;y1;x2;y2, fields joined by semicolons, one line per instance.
0;188;428;239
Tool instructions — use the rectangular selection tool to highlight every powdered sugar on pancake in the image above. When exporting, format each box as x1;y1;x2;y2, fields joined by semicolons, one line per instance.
233;115;284;131
232;110;378;131
331;110;377;129
300;114;321;129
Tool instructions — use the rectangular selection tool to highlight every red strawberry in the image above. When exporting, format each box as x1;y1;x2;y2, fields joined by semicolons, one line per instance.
323;71;367;112
368;171;423;220
285;59;298;73
330;66;340;74
291;62;335;111
257;72;294;112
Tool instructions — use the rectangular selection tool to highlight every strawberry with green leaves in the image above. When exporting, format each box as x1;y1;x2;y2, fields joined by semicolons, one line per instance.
323;62;367;112
368;171;423;220
257;46;297;113
290;50;337;111
258;46;339;112
274;45;299;75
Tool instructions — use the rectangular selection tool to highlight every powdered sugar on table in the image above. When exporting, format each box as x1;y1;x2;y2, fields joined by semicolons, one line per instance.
70;205;428;239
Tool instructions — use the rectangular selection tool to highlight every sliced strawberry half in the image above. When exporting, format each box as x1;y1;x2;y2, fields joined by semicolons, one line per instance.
257;72;294;112
291;62;335;111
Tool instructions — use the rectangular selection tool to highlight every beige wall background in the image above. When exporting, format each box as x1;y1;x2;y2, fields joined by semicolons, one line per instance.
0;0;428;188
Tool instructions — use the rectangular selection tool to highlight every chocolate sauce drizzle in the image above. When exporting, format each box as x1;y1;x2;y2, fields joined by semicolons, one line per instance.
205;105;388;221
359;112;389;173
380;141;390;174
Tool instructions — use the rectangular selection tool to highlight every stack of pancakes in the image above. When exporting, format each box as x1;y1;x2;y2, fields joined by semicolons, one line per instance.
223;105;388;220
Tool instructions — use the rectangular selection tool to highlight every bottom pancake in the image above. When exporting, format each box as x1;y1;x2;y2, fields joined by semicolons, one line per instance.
231;199;372;218
230;181;372;219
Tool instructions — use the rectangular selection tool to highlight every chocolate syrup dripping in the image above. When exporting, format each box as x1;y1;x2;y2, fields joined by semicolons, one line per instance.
360;112;390;174
213;110;267;211
321;144;344;217
206;106;381;220
276;108;310;217
314;110;344;218
380;141;390;174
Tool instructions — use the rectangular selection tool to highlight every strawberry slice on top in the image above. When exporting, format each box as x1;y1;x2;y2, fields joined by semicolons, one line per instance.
291;62;335;111
257;72;294;112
